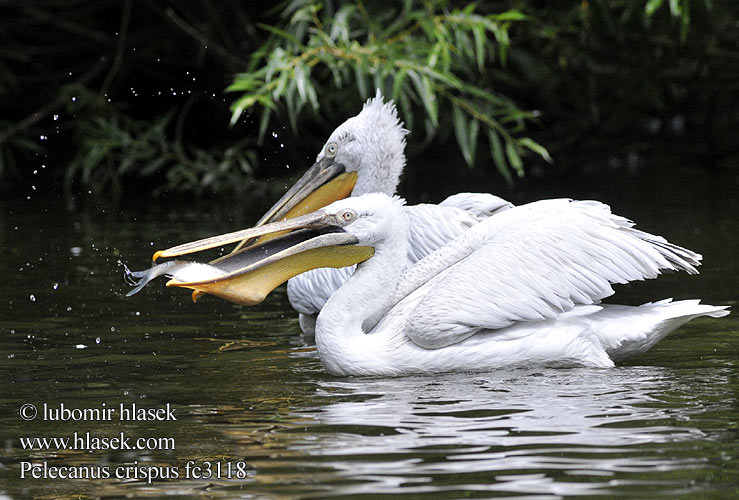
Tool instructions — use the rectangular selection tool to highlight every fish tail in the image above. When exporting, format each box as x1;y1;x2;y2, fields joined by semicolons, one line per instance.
124;261;179;297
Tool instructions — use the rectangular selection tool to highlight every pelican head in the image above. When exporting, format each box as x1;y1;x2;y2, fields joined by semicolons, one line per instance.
254;91;407;229
144;194;405;305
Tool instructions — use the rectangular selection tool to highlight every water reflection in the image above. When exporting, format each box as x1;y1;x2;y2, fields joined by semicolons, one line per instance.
308;367;711;447
204;363;733;497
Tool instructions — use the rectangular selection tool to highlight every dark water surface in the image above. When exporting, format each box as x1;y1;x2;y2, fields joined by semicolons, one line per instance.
2;163;738;499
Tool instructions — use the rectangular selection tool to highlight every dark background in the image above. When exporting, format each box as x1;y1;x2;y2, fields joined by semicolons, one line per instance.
1;0;737;206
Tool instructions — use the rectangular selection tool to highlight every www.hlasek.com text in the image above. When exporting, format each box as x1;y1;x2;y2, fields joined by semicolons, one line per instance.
20;431;174;451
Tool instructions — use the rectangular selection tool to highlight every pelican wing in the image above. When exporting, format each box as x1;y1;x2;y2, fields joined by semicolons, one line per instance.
398;199;702;349
439;192;513;218
405;203;481;261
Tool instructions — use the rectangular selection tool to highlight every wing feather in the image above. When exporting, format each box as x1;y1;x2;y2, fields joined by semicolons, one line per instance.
402;199;701;349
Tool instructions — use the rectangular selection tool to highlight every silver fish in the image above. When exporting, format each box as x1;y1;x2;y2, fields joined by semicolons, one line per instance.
124;261;226;297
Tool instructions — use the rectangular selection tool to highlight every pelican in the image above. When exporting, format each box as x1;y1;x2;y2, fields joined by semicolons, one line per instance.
154;92;513;333
128;193;728;376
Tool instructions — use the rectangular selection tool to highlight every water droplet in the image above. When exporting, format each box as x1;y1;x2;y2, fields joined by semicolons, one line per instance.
33;170;38;174
135;311;141;316
110;327;116;332
96;337;101;344
10;329;15;334
272;132;278;138
71;96;76;102
31;185;36;191
66;306;72;312
52;283;59;290
29;294;36;302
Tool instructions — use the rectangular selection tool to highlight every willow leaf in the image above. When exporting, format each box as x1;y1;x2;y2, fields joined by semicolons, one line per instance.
505;141;524;177
645;0;665;16
256;23;302;46
452;104;472;165
488;129;511;184
519;138;552;163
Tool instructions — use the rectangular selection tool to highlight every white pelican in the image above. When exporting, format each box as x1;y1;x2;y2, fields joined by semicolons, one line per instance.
128;193;728;376
161;92;513;333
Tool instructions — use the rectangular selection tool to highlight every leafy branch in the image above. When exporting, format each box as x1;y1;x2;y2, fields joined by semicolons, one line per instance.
64;86;258;197
228;0;549;182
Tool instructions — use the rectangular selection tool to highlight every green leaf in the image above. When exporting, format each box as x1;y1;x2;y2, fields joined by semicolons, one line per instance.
256;23;301;46
427;41;442;68
488;130;511;184
354;63;369;99
452;104;472;165
645;0;665;16
492;10;529;22
468;117;480;164
407;70;438;127
294;63;310;103
668;0;681;17
226;74;263;93
229;94;276;126
472;25;485;72
505;141;524;177
519;138;553;163
139;156;169;176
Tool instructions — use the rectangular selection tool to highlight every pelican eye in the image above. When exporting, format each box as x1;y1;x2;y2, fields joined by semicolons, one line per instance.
340;209;357;223
326;143;338;157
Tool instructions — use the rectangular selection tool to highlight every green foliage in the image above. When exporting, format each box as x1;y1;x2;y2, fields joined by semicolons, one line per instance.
228;0;548;182
643;0;695;39
1;0;736;199
64;87;258;197
503;0;736;166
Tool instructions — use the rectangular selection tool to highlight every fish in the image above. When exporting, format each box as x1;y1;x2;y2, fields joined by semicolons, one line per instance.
125;261;226;297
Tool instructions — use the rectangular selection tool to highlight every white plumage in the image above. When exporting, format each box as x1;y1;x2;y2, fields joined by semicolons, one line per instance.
301;194;728;376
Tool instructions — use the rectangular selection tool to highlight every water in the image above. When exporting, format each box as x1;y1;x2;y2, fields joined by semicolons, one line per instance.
1;163;738;499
